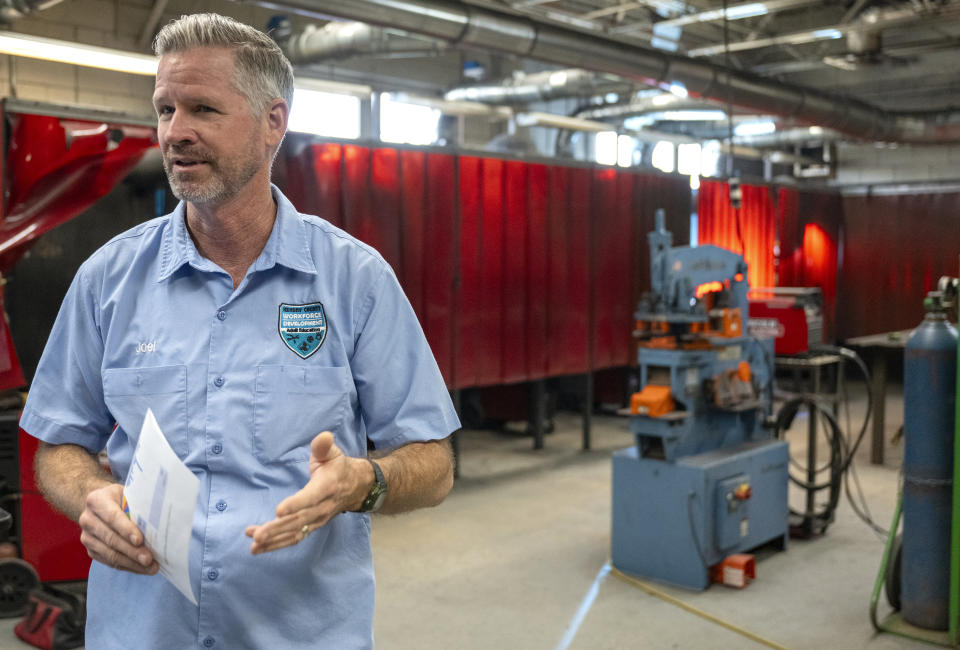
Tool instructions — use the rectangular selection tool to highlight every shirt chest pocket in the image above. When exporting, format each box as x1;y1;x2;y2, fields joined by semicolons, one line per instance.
102;365;189;458
253;365;349;465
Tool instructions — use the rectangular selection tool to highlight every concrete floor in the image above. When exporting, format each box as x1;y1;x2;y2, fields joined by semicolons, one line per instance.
0;380;940;649
371;379;929;650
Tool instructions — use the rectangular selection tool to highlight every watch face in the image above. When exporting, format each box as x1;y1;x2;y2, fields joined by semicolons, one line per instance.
362;460;387;512
371;484;387;509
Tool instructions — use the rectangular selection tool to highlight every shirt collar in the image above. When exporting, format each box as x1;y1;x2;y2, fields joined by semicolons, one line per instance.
157;185;317;282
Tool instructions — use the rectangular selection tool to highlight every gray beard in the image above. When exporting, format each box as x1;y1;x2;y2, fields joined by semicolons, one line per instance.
163;152;261;205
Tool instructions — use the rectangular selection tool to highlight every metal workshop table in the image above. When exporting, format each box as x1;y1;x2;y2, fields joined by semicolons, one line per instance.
844;330;912;465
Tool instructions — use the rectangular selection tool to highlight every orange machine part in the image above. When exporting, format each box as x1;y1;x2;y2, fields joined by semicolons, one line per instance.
630;385;675;417
710;554;756;588
736;361;751;382
641;335;678;349
719;308;743;337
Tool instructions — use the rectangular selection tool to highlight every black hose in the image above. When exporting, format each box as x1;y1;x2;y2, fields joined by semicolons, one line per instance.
773;396;844;533
772;345;884;536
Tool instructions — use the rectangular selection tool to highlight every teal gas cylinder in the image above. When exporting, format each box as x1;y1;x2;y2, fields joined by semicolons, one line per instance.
902;295;958;630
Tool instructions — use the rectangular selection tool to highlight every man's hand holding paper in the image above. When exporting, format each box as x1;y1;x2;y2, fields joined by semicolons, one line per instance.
122;409;200;605
78;483;159;575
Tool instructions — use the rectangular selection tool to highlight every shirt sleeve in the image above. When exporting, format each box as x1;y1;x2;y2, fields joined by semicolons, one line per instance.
350;265;460;450
19;263;114;452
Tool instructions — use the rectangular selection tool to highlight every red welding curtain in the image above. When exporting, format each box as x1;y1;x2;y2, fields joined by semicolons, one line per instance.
275;137;692;389
838;191;960;339
777;188;841;342
697;180;775;289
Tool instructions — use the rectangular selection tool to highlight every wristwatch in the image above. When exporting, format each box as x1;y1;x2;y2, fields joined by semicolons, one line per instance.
357;458;387;513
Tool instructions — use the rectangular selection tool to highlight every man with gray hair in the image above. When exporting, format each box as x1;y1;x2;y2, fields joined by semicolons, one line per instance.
21;13;459;649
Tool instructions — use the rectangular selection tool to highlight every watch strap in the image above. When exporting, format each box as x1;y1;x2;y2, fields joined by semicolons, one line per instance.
357;458;387;513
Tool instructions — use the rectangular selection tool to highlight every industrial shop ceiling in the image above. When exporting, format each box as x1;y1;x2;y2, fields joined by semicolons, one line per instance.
4;0;960;156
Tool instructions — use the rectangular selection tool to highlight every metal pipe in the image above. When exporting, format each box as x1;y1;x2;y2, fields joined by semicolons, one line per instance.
138;0;171;50
0;0;66;22
247;0;960;142
687;5;959;57
276;20;445;64
646;0;818;30
444;68;632;104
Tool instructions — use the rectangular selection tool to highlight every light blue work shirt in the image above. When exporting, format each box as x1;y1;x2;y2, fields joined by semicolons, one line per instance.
20;186;460;649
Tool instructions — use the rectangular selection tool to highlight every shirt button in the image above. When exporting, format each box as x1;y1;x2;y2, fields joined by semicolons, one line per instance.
217;310;227;321
203;637;215;648
212;443;223;455
207;569;219;581
215;500;227;512
214;376;225;387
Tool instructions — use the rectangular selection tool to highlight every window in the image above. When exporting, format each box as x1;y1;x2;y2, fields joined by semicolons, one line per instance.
678;142;702;189
596;131;618;166
651;141;675;173
617;135;635;167
380;94;440;146
596;132;636;167
287;88;361;139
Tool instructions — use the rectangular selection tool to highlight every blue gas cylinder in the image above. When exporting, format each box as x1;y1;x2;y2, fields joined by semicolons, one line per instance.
902;299;957;630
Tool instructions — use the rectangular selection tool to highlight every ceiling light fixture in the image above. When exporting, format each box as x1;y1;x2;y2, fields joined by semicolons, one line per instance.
0;30;159;75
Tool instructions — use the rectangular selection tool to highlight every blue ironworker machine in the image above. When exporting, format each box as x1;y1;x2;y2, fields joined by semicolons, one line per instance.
611;210;789;590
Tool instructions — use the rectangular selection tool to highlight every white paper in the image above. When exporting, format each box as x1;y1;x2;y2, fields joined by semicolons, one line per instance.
122;408;200;605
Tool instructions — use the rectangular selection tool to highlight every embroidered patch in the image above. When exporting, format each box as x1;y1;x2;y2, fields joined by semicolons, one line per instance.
278;302;328;359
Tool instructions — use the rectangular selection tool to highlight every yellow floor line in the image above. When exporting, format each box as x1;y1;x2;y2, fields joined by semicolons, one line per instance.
609;565;792;650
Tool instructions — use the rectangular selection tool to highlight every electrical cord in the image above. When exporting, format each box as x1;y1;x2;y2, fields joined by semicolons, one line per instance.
773;396;844;534
772;345;884;535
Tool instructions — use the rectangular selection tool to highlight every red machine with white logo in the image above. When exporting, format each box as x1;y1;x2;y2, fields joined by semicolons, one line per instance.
748;287;824;356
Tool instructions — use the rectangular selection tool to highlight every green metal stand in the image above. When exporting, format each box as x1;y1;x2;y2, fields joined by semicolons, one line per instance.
870;488;957;646
951;256;960;645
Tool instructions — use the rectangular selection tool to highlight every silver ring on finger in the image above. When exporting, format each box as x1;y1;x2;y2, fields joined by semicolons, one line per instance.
299;524;310;541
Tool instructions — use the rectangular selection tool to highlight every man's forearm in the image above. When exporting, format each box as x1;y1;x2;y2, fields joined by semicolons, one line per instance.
373;438;454;515
35;442;116;522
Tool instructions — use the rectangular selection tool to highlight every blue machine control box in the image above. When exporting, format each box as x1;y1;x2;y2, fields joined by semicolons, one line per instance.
612;439;789;590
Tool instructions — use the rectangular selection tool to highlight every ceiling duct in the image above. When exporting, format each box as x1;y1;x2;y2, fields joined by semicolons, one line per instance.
0;0;65;22
444;68;634;104
273;18;445;64
686;4;958;57
248;0;960;143
576;94;727;121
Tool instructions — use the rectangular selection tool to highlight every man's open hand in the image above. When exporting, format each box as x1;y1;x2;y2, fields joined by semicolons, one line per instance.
245;432;372;554
78;483;159;574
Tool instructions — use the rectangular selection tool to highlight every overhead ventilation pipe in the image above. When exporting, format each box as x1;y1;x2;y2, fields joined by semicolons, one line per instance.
576;95;727;121
272;18;445;65
444;68;634;104
0;0;66;22
248;0;960;143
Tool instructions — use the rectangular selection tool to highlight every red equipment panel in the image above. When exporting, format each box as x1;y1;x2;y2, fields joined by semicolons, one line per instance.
1;114;155;274
18;430;90;583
